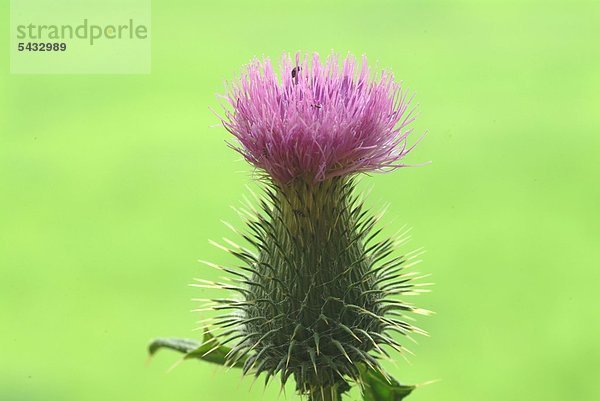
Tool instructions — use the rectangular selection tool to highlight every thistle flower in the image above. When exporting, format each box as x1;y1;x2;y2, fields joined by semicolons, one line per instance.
221;53;417;184
150;52;428;401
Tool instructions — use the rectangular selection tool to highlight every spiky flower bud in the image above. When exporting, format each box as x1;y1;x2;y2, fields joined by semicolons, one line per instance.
197;53;428;401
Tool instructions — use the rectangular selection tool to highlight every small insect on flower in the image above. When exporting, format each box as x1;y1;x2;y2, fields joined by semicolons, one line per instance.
291;65;301;85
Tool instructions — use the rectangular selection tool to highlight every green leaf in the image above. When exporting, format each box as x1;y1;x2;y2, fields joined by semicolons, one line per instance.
358;363;415;401
148;337;201;356
148;331;246;368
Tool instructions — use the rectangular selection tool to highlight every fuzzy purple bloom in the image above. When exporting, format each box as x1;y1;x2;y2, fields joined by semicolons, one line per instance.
219;52;419;184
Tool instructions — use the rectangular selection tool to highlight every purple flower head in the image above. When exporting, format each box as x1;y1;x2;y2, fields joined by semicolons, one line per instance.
220;52;419;184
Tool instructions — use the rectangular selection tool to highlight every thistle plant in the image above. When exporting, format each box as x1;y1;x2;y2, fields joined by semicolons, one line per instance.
149;52;430;401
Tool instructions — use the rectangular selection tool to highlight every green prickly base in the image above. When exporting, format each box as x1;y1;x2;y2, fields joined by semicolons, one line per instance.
198;177;427;395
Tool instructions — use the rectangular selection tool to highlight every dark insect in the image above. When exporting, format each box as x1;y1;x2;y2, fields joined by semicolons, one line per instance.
291;66;301;84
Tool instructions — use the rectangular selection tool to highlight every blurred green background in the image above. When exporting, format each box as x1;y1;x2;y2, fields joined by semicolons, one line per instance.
1;0;599;400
